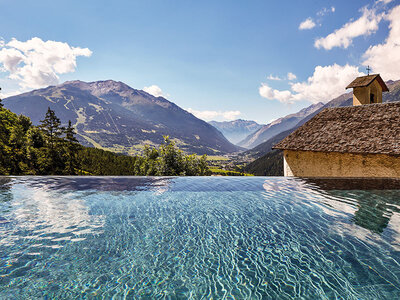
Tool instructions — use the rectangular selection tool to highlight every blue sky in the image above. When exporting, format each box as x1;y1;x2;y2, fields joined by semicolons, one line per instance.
0;0;399;123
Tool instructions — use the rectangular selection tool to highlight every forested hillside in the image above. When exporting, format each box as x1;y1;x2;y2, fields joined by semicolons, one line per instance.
244;150;283;176
0;98;210;176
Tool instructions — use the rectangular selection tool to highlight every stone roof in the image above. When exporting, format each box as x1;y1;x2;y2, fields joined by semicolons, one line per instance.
346;74;389;92
273;102;400;155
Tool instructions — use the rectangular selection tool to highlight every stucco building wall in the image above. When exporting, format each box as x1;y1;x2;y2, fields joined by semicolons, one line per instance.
353;80;383;106
283;149;400;178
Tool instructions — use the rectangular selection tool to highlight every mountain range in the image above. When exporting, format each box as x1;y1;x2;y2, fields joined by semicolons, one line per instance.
208;119;263;145
4;78;399;168
237;102;324;149
3;80;239;155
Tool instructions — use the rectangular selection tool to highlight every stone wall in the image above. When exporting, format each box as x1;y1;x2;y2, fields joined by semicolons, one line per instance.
283;149;400;178
353;80;383;106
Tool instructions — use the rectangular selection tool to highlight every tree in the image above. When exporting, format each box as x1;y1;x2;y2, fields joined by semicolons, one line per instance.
138;136;211;176
0;104;212;176
39;107;65;174
40;107;64;150
63;120;82;174
0;87;3;108
25;127;46;174
8;115;33;174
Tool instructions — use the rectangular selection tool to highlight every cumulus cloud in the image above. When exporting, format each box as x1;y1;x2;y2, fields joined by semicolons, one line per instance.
299;18;316;30
287;72;297;80
314;7;384;50
362;5;400;80
143;85;166;97
260;64;362;104
267;74;282;81
291;64;362;102
0;37;92;89
187;108;241;121
259;84;301;104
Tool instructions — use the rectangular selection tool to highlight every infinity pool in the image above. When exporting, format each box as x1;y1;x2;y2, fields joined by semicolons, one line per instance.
1;177;400;299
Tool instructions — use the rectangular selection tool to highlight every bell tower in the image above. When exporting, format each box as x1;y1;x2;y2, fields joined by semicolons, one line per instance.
346;71;389;106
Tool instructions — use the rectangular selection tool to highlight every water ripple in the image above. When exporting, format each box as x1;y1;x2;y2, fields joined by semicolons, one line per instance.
0;177;400;299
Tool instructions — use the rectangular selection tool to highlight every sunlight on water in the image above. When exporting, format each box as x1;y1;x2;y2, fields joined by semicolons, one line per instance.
1;176;400;299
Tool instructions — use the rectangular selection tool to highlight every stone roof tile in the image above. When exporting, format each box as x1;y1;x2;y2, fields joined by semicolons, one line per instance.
273;102;400;155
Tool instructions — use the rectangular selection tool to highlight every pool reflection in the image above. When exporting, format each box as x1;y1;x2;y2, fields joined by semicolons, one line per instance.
302;178;400;235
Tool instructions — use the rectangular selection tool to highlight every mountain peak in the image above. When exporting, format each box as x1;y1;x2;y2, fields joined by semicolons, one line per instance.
3;79;239;155
60;79;132;94
209;119;263;145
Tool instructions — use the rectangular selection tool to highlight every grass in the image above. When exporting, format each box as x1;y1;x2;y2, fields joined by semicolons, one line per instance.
209;168;253;176
206;155;230;161
78;134;106;150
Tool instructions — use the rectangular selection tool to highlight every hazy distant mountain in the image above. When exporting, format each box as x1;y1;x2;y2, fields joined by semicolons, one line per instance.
237;102;324;149
3;80;240;155
208;119;263;145
244;79;400;171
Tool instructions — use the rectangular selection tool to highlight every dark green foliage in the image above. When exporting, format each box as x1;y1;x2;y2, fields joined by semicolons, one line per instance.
40;107;64;150
134;137;210;176
0;102;211;176
79;147;138;175
64;120;82;174
244;150;283;176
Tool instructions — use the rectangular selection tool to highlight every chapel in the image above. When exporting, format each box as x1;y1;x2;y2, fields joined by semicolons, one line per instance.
272;74;399;178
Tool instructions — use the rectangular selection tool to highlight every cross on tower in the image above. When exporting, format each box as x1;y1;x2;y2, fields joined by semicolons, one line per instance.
366;65;371;75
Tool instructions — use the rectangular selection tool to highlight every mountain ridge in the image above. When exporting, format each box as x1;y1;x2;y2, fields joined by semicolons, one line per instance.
3;80;240;155
244;79;400;175
237;102;324;149
208;119;263;145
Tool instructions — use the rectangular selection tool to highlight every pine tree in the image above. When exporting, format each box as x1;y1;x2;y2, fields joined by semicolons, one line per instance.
39;107;65;174
25;127;46;174
40;107;64;150
0;102;212;176
64;120;82;174
0;87;3;108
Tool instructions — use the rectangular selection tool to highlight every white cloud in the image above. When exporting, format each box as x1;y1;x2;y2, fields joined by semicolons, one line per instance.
259;64;362;104
267;74;282;81
291;64;362;102
0;90;21;98
299;18;316;30
314;7;384;50
143;85;166;97
377;0;393;4
317;6;335;17
259;84;300;104
187;108;241;121
300;7;335;31
362;5;400;80
287;72;297;80
0;37;92;89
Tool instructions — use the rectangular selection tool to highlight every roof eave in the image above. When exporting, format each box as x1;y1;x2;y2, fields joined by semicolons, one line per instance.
273;148;400;156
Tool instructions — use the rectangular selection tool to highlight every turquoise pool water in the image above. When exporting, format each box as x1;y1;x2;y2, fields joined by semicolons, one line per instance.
1;176;400;299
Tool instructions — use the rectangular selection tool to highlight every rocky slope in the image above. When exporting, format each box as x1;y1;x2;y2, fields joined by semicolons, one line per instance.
3;80;240;155
237;102;324;149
